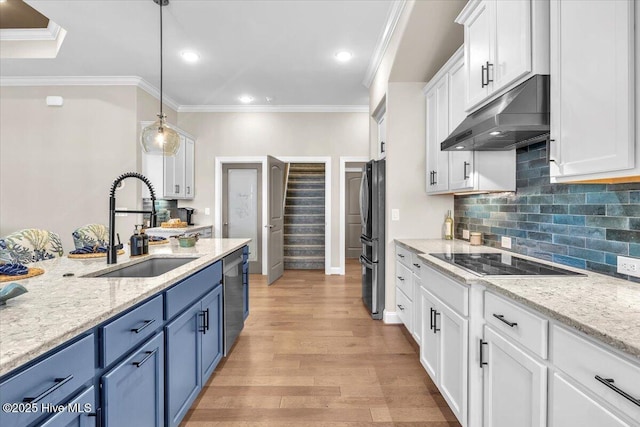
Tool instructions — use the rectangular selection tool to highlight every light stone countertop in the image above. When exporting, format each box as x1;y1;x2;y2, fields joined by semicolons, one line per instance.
0;238;250;377
395;239;640;360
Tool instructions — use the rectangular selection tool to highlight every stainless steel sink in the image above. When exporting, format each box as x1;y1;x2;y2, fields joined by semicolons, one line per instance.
91;257;199;278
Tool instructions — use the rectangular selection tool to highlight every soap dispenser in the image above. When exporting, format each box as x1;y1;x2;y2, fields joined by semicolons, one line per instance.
140;225;149;255
130;225;144;256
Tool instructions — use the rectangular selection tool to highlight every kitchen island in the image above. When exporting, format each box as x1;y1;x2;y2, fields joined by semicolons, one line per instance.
0;238;249;427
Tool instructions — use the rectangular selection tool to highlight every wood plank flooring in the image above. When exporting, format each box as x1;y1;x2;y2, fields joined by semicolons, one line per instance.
181;259;460;426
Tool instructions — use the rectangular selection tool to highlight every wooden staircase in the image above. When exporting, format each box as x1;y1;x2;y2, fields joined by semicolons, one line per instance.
284;163;325;270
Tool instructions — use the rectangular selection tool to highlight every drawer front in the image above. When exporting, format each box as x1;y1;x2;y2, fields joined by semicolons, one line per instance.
485;292;548;359
165;260;222;320
410;252;423;276
0;334;95;427
39;386;96;427
421;264;469;316
395;287;412;331
101;295;163;367
396;245;412;266
395;261;412;299
552;325;640;421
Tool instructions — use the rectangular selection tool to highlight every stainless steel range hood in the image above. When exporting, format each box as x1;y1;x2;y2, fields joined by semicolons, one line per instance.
441;75;550;151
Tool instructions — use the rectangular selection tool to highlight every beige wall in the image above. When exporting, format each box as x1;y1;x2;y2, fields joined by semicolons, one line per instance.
177;112;369;268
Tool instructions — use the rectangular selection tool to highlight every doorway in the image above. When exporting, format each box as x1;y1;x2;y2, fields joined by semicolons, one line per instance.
221;163;262;274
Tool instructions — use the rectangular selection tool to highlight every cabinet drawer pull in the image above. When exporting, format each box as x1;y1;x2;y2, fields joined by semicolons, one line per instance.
413;263;420;269
397;276;405;281
479;339;488;368
130;319;156;334
433;171;437;185
432;310;440;334
595;375;640;407
493;314;518;327
186;186;191;194
398;254;405;259
482;61;493;88
463;161;470;180
430;307;435;331
381;141;385;153
175;184;180;193
23;375;74;403
397;304;405;311
200;308;210;334
133;349;157;368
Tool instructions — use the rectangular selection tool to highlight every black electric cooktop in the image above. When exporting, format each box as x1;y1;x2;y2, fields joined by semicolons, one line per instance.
429;253;586;277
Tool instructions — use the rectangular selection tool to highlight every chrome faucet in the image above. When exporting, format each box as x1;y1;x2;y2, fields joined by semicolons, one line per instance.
108;172;157;264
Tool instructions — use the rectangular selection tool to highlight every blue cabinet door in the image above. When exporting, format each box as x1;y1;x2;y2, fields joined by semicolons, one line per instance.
201;285;223;384
101;333;164;427
39;386;96;427
165;301;202;427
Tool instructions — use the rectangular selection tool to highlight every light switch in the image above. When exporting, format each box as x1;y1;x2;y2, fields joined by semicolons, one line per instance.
204;208;211;216
501;236;512;249
391;209;400;221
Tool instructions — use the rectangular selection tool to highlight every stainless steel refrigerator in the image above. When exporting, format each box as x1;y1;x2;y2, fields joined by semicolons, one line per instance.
359;159;385;319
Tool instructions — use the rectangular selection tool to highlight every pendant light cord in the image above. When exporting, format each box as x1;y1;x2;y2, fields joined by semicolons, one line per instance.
159;0;164;118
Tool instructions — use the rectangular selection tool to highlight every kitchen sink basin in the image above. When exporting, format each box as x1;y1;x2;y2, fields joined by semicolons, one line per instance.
91;257;199;278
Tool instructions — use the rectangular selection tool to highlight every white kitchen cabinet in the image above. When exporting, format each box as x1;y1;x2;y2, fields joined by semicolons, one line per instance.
142;124;196;200
424;47;516;195
482;325;547;427
373;100;386;160
410;252;422;345
549;0;638;182
456;0;549;113
395;245;421;344
419;263;469;426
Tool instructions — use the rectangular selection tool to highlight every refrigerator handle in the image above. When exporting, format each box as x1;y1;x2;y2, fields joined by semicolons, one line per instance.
359;255;374;269
359;170;368;228
360;234;374;246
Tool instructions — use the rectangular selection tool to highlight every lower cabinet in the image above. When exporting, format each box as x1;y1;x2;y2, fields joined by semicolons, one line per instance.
39;386;96;427
101;332;165;427
481;326;546;427
166;285;223;427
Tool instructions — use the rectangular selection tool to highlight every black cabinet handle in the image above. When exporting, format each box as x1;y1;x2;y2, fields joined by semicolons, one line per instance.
205;308;210;332
398;254;405;259
433;310;440;333
482;61;493;87
430;307;435;331
493;314;518;327
413;263;421;269
433;171;437;185
130;319;155;334
397;304;405;311
397;276;405;281
463;161;470;180
23;375;74;403
480;64;486;87
89;408;102;427
381;141;385;153
595;376;640;407
479;339;488;368
133;349;157;368
546;136;557;164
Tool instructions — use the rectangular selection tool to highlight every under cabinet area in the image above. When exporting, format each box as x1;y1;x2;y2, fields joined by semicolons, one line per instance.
142;124;196;200
424;47;515;195
549;0;638;182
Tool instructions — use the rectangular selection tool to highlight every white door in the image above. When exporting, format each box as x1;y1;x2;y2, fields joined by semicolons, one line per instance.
438;301;468;426
493;0;531;90
483;326;547;427
550;0;635;178
420;288;439;382
464;0;493;109
266;156;285;285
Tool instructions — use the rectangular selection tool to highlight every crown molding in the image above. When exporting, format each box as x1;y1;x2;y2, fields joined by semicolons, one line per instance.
0;21;62;41
178;105;369;113
0;75;180;111
362;0;407;89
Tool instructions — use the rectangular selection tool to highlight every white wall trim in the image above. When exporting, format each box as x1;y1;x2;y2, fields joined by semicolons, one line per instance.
0;75;181;111
277;156;333;275
339;156;369;275
0;20;62;41
362;0;408;89
215;156;268;275
178;105;369;113
383;310;402;324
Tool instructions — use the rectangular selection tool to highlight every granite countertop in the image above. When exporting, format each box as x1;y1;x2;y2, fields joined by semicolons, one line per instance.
0;238;249;377
395;239;640;360
145;224;213;232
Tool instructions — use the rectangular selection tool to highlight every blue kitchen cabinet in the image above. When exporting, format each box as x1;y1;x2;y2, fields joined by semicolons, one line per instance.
101;332;164;427
39;386;96;427
166;285;222;427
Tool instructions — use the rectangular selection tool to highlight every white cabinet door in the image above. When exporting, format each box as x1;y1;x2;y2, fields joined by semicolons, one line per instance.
550;0;635;180
377;115;387;160
551;373;631;427
493;0;531;90
463;0;493;109
448;53;475;192
438;300;468;426
426;77;450;193
483;326;546;427
184;138;195;199
420;288;439;381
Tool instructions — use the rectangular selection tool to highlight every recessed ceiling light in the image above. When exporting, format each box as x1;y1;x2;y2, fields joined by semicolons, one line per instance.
334;51;353;62
489;131;502;136
456;146;464;150
181;51;200;63
239;95;254;103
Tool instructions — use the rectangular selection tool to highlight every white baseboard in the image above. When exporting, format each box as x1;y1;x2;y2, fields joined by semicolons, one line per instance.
383;311;402;324
327;267;342;275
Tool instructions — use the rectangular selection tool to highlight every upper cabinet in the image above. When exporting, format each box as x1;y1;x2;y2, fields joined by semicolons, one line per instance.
424;47;516;195
142;124;196;200
373;99;387;160
456;0;550;113
549;0;638;183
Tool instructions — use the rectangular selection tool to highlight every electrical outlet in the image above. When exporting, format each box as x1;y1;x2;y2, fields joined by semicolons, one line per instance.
617;256;640;278
462;229;470;239
501;236;512;249
204;208;211;216
391;209;400;221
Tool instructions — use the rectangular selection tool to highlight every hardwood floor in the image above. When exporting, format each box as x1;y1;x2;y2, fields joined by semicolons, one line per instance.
181;259;460;426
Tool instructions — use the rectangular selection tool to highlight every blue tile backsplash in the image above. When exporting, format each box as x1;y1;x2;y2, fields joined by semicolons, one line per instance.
454;142;640;282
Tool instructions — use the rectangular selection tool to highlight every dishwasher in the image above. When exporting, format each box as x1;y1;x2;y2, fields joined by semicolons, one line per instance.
223;248;244;356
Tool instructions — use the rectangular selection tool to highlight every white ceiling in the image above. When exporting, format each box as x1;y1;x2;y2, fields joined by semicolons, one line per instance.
0;0;395;108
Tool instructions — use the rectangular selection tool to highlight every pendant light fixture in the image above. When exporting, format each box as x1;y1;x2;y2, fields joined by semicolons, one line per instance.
140;0;180;156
